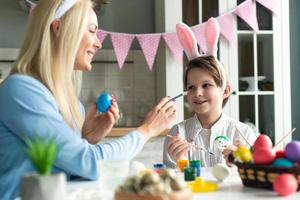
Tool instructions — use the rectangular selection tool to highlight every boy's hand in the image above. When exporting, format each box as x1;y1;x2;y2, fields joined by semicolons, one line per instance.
222;139;243;167
167;133;192;161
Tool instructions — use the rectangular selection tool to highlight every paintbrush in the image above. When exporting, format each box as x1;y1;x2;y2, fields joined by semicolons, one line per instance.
235;125;252;147
162;92;188;107
166;135;214;156
274;128;296;148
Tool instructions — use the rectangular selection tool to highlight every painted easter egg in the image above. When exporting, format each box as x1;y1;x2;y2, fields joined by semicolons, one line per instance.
253;134;272;150
214;136;230;150
96;92;112;113
233;146;252;163
285;141;300;163
212;163;230;181
272;158;294;168
253;147;276;165
275;150;285;159
273;174;298;196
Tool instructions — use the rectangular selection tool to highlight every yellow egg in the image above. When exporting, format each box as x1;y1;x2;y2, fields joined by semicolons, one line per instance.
233;146;252;163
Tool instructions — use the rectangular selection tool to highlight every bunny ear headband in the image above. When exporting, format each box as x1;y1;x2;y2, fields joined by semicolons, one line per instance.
176;17;227;90
54;0;78;20
26;0;78;20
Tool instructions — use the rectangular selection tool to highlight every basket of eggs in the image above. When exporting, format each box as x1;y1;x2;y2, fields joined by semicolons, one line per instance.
230;133;300;196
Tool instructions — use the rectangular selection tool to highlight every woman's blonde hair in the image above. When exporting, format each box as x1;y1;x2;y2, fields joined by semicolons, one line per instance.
11;0;93;130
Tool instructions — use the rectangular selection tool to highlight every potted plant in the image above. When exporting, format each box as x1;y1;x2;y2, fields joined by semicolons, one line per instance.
20;137;66;200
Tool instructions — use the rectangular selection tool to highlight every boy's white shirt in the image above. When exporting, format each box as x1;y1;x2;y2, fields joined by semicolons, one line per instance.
163;113;257;168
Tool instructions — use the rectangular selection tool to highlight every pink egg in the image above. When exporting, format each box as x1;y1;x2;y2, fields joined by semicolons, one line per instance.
285;141;300;163
253;135;272;151
273;174;298;196
253;147;276;165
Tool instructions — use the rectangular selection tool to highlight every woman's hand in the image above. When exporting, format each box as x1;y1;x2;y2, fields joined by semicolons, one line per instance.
82;96;119;144
137;96;176;142
222;139;243;167
167;134;192;161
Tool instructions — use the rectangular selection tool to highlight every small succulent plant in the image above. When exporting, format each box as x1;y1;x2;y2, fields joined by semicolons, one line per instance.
24;137;57;176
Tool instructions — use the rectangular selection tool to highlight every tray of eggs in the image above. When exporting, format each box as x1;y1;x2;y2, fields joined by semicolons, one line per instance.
229;134;300;196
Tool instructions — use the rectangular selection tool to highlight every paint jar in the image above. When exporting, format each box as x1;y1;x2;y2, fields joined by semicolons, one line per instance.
189;160;201;177
184;167;195;181
177;159;189;172
153;163;166;174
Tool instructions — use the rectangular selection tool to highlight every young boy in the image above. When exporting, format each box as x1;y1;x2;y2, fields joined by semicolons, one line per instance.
163;18;257;168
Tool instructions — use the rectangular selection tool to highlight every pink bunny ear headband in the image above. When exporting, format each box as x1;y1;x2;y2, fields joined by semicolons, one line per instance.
176;17;227;90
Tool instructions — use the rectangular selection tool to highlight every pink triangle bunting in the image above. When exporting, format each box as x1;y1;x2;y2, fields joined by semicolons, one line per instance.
234;0;259;32
217;13;236;45
191;23;206;53
110;33;135;69
163;32;183;63
97;30;108;43
256;0;278;14
136;34;161;70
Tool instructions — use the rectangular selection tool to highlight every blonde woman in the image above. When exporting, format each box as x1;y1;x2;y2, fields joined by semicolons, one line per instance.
0;0;176;199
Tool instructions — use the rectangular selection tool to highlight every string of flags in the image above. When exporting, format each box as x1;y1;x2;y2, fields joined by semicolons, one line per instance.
97;0;278;70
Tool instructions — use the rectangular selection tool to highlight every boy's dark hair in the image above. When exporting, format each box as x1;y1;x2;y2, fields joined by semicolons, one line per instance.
184;56;229;107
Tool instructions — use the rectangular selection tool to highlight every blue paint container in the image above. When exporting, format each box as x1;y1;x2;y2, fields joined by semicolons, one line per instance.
189;160;201;177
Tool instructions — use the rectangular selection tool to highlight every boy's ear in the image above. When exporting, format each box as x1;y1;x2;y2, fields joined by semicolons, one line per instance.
223;83;231;99
51;20;61;37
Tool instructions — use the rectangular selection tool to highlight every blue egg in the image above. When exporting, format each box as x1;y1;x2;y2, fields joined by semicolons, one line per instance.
272;158;294;168
96;92;112;113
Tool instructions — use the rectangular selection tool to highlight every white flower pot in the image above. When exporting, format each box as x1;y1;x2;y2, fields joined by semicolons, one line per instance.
20;173;66;200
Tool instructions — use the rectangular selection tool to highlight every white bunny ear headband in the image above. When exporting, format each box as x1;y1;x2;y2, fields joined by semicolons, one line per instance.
176;17;227;90
26;0;78;20
54;0;78;20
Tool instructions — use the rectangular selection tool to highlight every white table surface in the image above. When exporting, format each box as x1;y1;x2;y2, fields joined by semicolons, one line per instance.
66;167;300;200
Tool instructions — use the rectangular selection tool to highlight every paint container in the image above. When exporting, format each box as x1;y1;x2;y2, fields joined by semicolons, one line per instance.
153;163;166;174
189;160;201;177
184;167;195;181
177;159;189;172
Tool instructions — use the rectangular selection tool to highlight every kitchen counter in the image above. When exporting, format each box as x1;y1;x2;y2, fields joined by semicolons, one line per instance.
66;167;300;200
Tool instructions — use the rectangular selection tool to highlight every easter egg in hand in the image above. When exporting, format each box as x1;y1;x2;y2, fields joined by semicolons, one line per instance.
253;134;272;150
273;174;298;196
253;147;275;165
285;141;300;163
96;92;112;113
214;136;230;150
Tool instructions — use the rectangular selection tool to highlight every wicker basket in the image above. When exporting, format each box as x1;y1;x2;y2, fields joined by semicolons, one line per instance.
235;162;300;190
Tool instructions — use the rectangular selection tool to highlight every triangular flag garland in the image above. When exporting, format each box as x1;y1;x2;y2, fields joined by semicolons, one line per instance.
110;33;135;69
136;34;161;70
218;13;236;45
97;30;108;44
27;0;278;70
163;32;183;64
234;0;259;32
